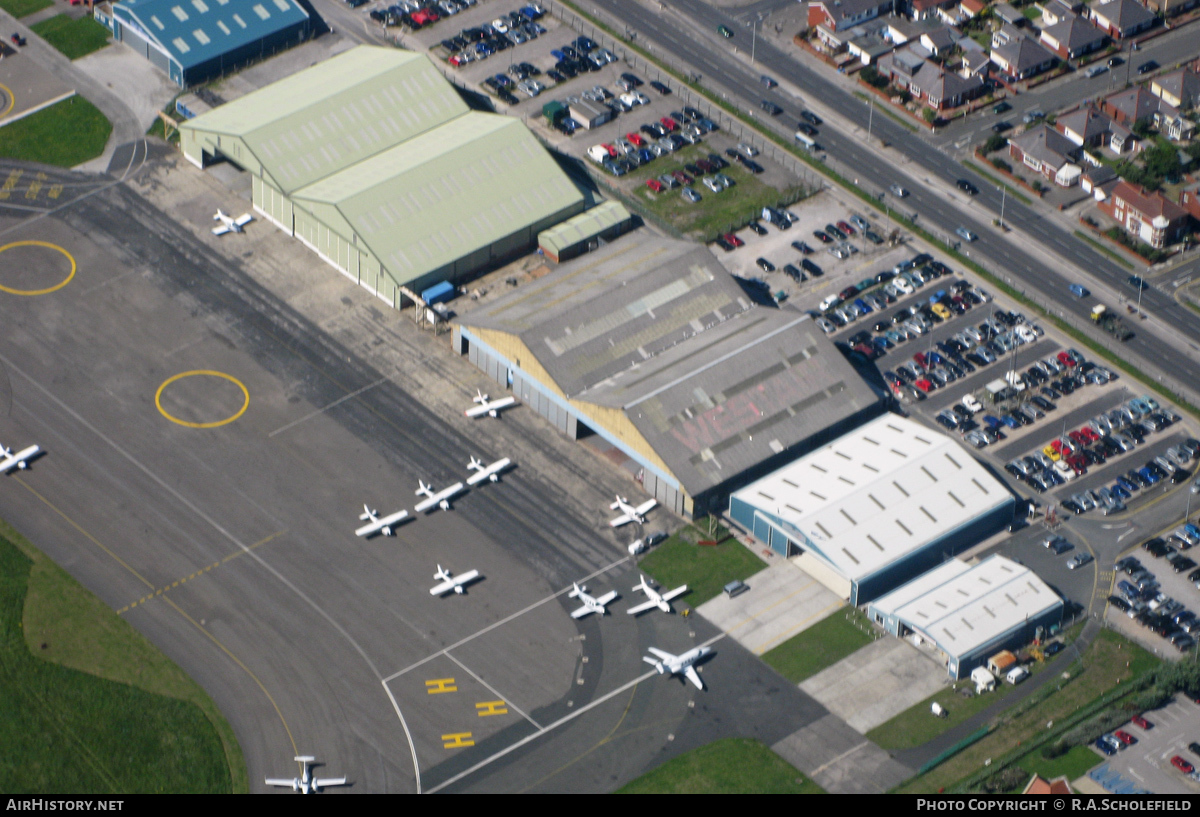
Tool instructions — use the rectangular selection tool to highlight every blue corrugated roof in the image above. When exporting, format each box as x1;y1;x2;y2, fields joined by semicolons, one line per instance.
113;0;309;70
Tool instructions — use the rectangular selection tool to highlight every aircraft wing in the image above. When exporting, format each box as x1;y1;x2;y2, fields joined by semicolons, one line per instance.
314;777;347;787
660;585;688;603
354;509;408;537
430;579;457;596
464;403;491;418
608;513;634;528
234;213;253;227
570;604;595;619
683;665;704;690
594;590;618;606
264;778;296;787
635;499;658;515
414;495;440;513
647;646;675;661
487;396;516;412
211;224;231;236
626;599;661;616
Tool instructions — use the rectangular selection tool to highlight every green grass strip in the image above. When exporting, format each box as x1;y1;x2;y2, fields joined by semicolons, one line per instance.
0;95;112;167
637;521;766;607
962;159;1033;205
556;0;1200;426
617;738;825;793
31;14;111;60
0;522;241;793
0;0;52;17
1073;230;1135;270
761;606;875;683
853;91;920;133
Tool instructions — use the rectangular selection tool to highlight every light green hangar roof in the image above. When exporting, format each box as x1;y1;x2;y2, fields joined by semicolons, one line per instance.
538;201;631;255
291;112;584;287
181;46;468;193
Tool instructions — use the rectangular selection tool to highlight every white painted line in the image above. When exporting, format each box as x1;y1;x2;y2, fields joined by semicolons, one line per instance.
383;556;631;683
268;377;388;437
382;680;423;794
444;651;542;730
425;633;726;794
809;740;870;777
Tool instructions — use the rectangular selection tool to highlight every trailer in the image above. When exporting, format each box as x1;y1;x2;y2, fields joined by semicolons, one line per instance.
1090;304;1133;342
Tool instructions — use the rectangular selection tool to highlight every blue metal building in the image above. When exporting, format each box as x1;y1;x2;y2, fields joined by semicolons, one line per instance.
95;0;313;87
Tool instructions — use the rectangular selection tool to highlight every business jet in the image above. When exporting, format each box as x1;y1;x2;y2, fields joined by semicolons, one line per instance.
354;504;409;538
608;495;657;528
567;582;618;619
414;480;465;513
211;209;253;236
265;755;348;794
430;564;482;596
465;456;512;486
643;646;712;690
465;390;518;419
0;443;41;474
625;574;688;616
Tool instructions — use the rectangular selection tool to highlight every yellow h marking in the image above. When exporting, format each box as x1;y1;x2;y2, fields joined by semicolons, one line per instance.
442;732;474;748
425;678;457;694
475;700;508;717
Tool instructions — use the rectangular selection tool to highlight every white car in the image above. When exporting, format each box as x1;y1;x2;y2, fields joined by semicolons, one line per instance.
702;176;724;193
962;394;983;414
816;317;836;334
491;18;509;33
620;92;640;108
892;277;914;295
633;91;650;105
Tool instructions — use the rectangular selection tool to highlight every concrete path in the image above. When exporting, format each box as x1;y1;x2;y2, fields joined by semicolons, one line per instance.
801;637;948;733
772;713;915;794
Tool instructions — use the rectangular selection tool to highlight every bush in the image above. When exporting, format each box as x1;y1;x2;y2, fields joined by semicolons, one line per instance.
1042;740;1069;759
992;158;1012;173
923;107;938;124
861;66;889;89
975;766;1027;794
1031;180;1044;193
983;133;1007;154
1063;707;1139;747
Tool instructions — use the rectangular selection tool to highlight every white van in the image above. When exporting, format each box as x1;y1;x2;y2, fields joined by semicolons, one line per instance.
586;144;610;164
819;294;840;312
794;132;817;151
1006;666;1029;685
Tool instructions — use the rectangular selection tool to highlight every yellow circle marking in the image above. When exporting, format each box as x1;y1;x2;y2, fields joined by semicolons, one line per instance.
0;83;14;119
0;241;76;295
155;370;249;429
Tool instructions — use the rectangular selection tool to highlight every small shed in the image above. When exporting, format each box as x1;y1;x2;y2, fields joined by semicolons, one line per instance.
987;649;1018;675
538;202;633;262
543;100;568;125
569;99;613;130
421;281;457;305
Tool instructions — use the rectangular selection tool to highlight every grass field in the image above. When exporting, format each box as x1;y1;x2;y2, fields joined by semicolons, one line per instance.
0;95;111;167
1014;744;1101;783
760;606;875;683
626;143;800;239
0;0;52;17
637;521;766;607
0;519;245;793
31;14;111;60
617;738;825;793
895;630;1158;793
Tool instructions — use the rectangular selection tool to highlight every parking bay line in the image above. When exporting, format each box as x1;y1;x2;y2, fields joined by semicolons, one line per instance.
383;555;631;683
268;377;388;437
444;651;542;730
425;632;727;795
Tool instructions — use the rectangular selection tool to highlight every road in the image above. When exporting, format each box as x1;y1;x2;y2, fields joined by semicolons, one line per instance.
583;0;1200;398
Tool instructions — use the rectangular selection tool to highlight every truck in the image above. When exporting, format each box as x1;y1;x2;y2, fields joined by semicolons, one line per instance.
1090;304;1133;342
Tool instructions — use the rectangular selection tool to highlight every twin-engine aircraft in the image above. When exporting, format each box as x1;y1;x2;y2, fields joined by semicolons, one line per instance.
609;495;657;528
265;755;348;794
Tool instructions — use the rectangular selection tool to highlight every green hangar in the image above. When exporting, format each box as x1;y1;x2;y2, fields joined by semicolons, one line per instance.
180;46;586;307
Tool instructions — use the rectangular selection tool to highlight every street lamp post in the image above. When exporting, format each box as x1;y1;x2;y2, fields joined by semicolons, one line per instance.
866;96;874;143
998;185;1007;230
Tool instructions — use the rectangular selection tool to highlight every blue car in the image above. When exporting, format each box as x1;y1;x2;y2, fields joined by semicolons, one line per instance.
854;298;872;314
1094;738;1117;756
637;147;653;163
550;48;566;61
1111;484;1132;501
982;415;1002;430
928;351;946;366
874;336;892;352
1139;466;1160;485
1115;475;1138;493
1000;414;1020;429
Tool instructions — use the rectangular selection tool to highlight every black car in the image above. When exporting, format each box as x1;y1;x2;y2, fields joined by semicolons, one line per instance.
1137;60;1159;75
956;179;979;195
801;258;823;276
743;159;764;174
749;221;768;236
756;257;775;273
1062;500;1084;515
1127;275;1149;290
992;121;1012;134
620;72;643;88
800;110;822;126
783;264;804;281
796;122;818;137
760;100;783;116
714;236;735;252
649;80;672;95
813;230;832;243
792;240;813;254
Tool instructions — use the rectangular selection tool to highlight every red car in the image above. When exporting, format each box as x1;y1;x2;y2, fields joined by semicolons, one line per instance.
724;233;744;248
1057;350;1077;367
1068;430;1087;447
1050;439;1067;455
646;179;664;193
915;378;934;393
602;143;618;157
659;116;678;131
1066;454;1087;475
913;352;928;369
625;132;644;146
836;220;856;236
1113;730;1137;746
671;170;692;185
1132;715;1153;730
1172;755;1194;774
1080;427;1100;444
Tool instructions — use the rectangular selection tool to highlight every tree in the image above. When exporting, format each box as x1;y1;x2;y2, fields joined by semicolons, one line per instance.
923;107;938;124
983;133;1007;153
1133;118;1154;139
1143;139;1182;184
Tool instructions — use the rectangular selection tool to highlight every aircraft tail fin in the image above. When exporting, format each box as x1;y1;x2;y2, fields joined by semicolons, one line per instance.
568;582;583;598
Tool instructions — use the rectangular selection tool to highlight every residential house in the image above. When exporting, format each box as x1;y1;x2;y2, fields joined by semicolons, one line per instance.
1139;0;1199;17
1039;0;1084;26
1057;106;1114;147
1081;164;1118;199
878;43;986;108
1008;124;1084;185
1100;181;1190;248
847;21;901;64
959;0;986;16
1089;0;1156;38
1180;183;1200;226
809;0;896;31
991;33;1058;80
1155;113;1197;142
957;37;992;78
1102;86;1177;125
908;0;960;20
1023;775;1073;795
1039;15;1107;60
1151;68;1200;110
993;3;1026;25
920;26;960;56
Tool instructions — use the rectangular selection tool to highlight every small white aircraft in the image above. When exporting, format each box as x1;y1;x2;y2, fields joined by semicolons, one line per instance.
265;755;348;794
643;646;712;690
354;504;409;538
609;494;657;528
465;390;518;419
430;564;482;596
0;443;40;474
414;480;465;513
465;456;512;487
567;582;618;619
211;209;253;236
626;574;688;616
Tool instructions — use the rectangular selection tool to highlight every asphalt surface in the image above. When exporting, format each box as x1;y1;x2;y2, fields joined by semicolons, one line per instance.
587;0;1200;398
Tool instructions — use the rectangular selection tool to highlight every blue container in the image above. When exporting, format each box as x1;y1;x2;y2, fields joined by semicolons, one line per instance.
421;281;456;305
